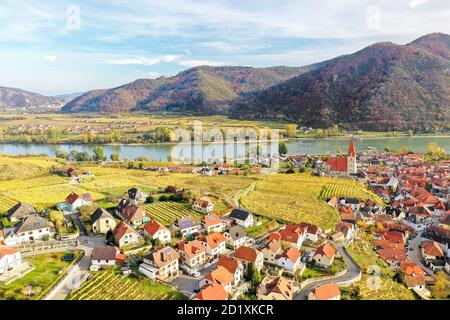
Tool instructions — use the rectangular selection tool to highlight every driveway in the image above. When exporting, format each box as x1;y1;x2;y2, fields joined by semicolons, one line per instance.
171;275;201;298
407;235;434;275
295;245;361;300
43;235;106;300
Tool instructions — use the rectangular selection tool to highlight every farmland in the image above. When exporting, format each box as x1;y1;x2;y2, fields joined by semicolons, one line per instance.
241;173;349;231
144;202;203;225
68;270;185;300
319;183;385;206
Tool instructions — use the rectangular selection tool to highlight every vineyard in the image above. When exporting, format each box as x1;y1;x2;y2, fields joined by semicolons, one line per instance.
346;233;416;300
241;173;343;231
68;270;185;300
319;183;385;206
0;194;17;214
144;202;203;225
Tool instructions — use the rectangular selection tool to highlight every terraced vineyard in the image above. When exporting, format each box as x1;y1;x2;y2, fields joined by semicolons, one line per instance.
144;202;203;225
68;270;185;300
319;183;385;206
346;234;416;300
0;194;17;214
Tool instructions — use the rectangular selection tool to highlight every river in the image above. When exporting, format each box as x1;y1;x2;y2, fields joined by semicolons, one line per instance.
0;136;448;161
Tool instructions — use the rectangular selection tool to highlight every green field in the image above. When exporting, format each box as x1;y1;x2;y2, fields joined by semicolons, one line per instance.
0;251;82;300
144;201;203;225
68;270;185;300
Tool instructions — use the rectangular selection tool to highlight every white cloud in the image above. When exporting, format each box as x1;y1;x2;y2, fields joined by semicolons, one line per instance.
106;55;181;66
409;0;428;8
178;60;225;67
43;55;57;62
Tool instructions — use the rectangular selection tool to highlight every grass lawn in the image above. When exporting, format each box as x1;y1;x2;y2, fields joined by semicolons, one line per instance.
68;270;185;300
245;216;281;238
241;173;345;231
0;250;82;300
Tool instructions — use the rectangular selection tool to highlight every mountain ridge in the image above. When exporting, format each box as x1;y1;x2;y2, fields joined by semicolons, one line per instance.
233;33;450;131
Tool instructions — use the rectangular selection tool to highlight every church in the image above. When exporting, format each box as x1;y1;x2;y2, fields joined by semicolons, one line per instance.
324;140;357;174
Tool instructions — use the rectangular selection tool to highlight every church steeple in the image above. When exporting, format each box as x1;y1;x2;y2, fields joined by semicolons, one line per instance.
348;140;356;157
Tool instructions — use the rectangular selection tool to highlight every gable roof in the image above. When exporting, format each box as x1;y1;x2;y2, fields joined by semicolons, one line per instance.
178;240;206;258
226;226;247;240
145;246;179;268
121;204;145;222
234;246;260;263
218;256;241;274
194;196;213;208
204;266;234;287
143;219;168;236
90;208;115;225
422;241;444;257
91;247;119;261
0;247;18;259
312;283;340;300
326;157;348;172
315;243;335;260
195;283;228;300
229;209;251;221
282;247;301;262
202;214;222;227
65;192;93;204
7;202;36;220
16;215;53;234
112;222;139;241
260;276;293;300
202;233;226;249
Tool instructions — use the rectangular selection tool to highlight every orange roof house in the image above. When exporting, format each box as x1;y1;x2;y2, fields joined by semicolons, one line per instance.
308;283;341;300
194;283;228;300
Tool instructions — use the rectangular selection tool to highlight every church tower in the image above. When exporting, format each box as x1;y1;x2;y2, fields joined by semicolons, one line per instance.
347;140;357;174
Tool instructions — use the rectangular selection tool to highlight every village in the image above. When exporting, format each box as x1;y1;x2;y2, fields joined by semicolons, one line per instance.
0;140;449;301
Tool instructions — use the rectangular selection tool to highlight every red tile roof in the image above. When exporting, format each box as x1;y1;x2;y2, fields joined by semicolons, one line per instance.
195;283;228;300
143;219;168;236
326;157;348;172
312;283;340;300
234;246;260;263
315;243;335;260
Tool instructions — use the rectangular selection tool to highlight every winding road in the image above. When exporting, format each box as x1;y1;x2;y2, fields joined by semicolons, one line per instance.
295;245;361;300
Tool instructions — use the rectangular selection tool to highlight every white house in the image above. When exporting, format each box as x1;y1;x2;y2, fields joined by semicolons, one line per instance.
139;247;179;281
217;256;244;286
0;247;22;275
58;192;93;213
4;215;55;246
224;226;250;249
201;233;226;257
143;219;171;244
229;209;254;228
201;214;224;233
90;247;124;271
275;247;303;273
193;197;214;214
174;217;202;237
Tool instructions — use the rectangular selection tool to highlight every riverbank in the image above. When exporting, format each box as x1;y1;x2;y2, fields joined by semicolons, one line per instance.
0;135;448;160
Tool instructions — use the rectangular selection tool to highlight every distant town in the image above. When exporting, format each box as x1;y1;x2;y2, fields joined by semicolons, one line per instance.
1;140;448;301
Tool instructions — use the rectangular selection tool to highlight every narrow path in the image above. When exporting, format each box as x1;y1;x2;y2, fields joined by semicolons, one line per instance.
295;245;361;300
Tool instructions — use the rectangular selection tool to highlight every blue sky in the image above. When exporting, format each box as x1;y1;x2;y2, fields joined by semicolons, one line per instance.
0;0;449;95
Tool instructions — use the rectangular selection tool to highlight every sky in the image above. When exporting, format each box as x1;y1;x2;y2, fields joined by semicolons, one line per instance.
0;0;449;95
